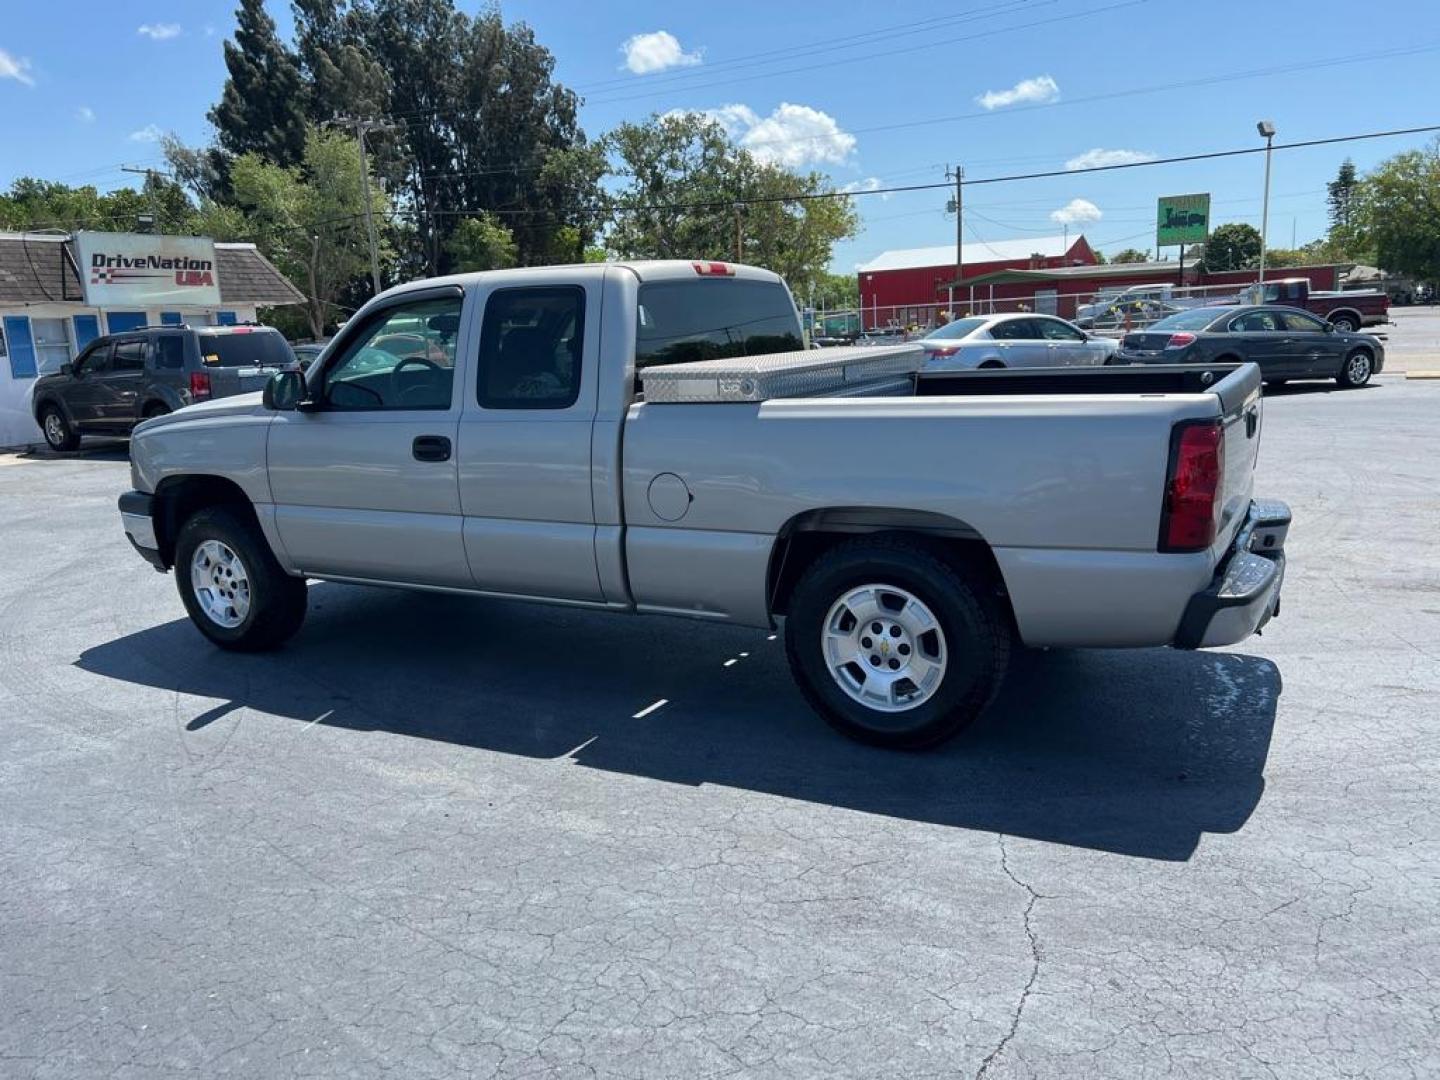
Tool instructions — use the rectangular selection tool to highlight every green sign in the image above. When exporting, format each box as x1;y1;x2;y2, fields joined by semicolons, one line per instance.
1156;193;1211;247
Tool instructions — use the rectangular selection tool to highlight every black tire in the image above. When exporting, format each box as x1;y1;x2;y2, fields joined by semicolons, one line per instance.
783;537;1011;750
1337;348;1374;389
978;360;1006;370
39;404;79;452
1330;314;1359;333
142;402;171;419
174;506;307;651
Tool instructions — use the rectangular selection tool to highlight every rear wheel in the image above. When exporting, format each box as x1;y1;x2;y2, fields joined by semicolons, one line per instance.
40;405;79;452
784;538;1011;749
1329;314;1359;333
142;402;171;419
1337;349;1373;389
175;507;307;651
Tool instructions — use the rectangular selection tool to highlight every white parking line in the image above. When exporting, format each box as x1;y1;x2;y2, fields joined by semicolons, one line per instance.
723;658;738;667
631;698;668;719
766;634;777;641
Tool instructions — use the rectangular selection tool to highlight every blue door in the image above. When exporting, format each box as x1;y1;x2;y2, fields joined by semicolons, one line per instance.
106;311;147;334
3;317;37;378
73;314;101;352
160;312;183;326
215;310;239;326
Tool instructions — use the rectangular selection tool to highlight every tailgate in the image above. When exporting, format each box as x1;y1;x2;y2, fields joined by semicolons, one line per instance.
1214;364;1263;547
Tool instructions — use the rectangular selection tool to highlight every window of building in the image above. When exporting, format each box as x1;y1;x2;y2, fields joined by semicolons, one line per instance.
106;311;147;334
30;317;73;375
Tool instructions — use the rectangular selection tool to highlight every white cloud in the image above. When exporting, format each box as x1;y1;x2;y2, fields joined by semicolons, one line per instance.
976;74;1059;111
621;31;702;75
76;105;95;123
1065;147;1157;171
1050;198;1102;226
0;47;36;86
841;176;891;201
128;124;163;143
137;23;182;41
666;101;857;168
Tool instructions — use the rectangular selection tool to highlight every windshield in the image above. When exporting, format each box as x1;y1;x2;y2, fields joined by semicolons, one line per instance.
1148;307;1230;332
925;317;987;341
196;330;295;368
635;280;802;368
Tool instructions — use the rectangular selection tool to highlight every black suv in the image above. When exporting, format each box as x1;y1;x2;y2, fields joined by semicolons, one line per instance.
32;324;296;451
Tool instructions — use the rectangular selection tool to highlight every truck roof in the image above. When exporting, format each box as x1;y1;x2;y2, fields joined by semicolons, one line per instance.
374;260;786;303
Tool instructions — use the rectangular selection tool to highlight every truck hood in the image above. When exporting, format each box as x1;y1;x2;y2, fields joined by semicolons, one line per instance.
135;391;268;433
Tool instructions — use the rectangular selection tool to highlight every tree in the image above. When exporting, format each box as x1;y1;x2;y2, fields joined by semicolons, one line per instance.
1327;158;1359;232
1111;248;1149;264
444;214;517;272
0;176;189;234
210;0;308;167
603;113;859;294
228;126;391;337
1351;140;1440;283
813;271;859;310
1199;223;1262;272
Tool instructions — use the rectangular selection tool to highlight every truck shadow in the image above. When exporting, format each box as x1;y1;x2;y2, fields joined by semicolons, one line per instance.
77;583;1281;862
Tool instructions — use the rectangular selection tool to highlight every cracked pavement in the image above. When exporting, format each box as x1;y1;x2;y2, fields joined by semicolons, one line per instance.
2;377;1437;1077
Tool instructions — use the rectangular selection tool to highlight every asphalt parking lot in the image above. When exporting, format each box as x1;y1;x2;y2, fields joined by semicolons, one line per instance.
2;378;1438;1078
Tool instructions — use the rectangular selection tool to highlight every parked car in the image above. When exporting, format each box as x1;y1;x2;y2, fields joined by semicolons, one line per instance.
1115;305;1384;387
32;324;297;451
118;260;1288;750
1074;284;1175;328
291;342;329;370
920;313;1117;368
1238;278;1389;331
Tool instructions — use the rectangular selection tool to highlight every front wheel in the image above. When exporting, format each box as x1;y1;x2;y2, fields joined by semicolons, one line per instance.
175;507;308;651
1337;349;1373;389
784;538;1011;749
40;406;79;452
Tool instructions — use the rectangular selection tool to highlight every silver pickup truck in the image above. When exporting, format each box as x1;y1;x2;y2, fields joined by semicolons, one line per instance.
118;261;1289;749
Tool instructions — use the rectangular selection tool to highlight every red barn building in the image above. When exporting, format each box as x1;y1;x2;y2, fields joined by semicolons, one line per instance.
857;234;1097;329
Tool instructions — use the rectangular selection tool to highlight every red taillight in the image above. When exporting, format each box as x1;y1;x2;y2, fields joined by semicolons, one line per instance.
1165;332;1197;349
1160;420;1223;552
691;261;735;276
189;371;212;401
928;345;960;357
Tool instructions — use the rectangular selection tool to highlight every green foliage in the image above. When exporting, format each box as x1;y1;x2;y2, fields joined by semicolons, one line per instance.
1111;248;1149;264
603;112;859;295
445;214;518;272
1199;223;1263;272
1350;140;1440;282
228;126;392;337
812;271;859;310
210;0;308;166
0;176;190;234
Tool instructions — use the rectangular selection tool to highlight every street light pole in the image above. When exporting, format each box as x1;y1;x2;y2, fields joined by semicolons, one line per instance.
1257;120;1276;283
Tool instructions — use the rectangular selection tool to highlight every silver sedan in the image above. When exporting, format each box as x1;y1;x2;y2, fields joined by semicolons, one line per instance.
919;313;1118;370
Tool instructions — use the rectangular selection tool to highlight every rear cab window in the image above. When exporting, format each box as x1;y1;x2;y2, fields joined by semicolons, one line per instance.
635;279;802;370
195;329;295;368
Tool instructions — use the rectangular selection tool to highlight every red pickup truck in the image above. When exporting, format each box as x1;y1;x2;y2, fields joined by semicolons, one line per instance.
1240;278;1389;332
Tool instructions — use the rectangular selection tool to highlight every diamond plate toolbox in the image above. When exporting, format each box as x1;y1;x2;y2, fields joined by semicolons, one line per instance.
639;344;925;403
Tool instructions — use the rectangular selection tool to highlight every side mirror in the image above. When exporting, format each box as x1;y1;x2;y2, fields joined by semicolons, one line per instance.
262;369;308;411
60;362;74;378
1324;322;1336;333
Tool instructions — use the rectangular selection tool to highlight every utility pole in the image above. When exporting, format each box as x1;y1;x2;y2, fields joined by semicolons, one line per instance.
945;164;964;316
1256;120;1276;283
331;116;398;296
734;204;744;262
121;165;174;233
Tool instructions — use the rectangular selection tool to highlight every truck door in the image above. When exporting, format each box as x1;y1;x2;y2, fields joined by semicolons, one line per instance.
266;287;471;587
456;280;604;601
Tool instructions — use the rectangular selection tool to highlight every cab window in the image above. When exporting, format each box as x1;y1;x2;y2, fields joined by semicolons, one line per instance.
322;296;461;410
1036;318;1084;341
1231;311;1283;333
476;287;585;410
1280;311;1327;333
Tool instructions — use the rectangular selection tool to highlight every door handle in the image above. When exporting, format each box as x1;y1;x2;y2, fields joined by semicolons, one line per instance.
412;435;452;462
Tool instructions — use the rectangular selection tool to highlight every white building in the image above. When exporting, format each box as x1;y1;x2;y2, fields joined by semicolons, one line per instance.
1;231;303;447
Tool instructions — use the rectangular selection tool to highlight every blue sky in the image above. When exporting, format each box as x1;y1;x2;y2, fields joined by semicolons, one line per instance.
2;0;1438;272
